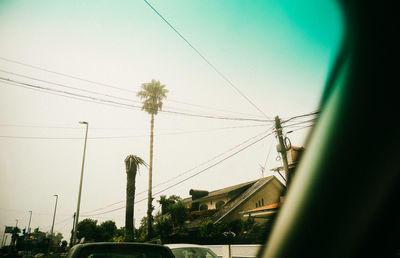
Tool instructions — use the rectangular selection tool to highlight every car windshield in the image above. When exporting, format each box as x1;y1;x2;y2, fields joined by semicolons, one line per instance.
0;0;343;254
171;248;217;258
81;250;167;258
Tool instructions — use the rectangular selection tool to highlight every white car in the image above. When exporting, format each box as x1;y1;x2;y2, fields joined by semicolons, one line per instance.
165;244;218;258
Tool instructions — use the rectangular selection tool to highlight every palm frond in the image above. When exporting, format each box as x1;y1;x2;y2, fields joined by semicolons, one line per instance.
124;155;148;172
137;79;168;115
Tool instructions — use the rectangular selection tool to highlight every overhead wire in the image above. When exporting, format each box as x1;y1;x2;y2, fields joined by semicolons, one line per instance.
0;56;137;94
0;77;272;123
1;68;262;118
81;128;272;215
0;56;264;119
282;118;316;129
0;68;143;104
142;0;270;120
281;111;319;123
0;124;269;140
81;129;274;217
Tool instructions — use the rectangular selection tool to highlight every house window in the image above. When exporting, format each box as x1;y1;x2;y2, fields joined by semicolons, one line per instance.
262;198;264;206
216;200;225;209
200;204;208;211
256;203;258;208
258;200;261;207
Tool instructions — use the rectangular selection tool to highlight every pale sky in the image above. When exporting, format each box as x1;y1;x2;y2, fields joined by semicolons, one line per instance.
0;0;343;244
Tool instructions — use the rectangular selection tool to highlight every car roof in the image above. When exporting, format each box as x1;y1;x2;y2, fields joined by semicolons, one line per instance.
164;243;209;249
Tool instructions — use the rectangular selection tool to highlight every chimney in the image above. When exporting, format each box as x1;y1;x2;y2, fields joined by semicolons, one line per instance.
189;189;209;200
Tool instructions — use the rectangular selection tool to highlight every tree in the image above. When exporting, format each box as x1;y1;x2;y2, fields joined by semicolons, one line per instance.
124;155;147;241
169;201;187;231
76;218;97;242
97;220;117;242
158;195;181;215
137;79;168;240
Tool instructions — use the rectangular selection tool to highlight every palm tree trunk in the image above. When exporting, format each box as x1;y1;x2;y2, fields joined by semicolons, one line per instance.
125;168;136;241
147;113;154;239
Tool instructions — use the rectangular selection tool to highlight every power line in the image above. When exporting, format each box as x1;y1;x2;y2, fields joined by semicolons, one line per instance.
81;128;272;215
1;68;260;118
1;77;272;122
0;124;269;140
164;98;266;118
0;68;143;104
0;57;264;118
281;111;319;123
81;130;273;217
282;118;316;129
81;129;271;214
0;122;266;132
0;56;137;94
142;0;270;119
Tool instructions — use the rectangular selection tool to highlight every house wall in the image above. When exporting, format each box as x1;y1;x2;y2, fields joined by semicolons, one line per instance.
197;196;229;210
222;179;283;223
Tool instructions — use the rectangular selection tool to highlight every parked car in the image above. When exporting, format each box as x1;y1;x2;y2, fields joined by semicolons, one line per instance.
66;242;175;258
165;244;218;258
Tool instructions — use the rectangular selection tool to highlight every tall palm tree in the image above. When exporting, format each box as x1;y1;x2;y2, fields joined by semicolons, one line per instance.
124;155;147;241
137;79;168;240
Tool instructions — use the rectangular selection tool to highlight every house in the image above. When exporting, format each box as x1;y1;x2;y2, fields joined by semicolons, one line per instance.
182;176;285;229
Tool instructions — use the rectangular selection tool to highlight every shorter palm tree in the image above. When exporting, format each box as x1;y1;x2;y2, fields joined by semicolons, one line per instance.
124;155;147;241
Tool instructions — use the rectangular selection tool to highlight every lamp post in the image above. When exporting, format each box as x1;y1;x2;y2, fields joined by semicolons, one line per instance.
27;211;32;234
72;121;88;245
50;195;58;236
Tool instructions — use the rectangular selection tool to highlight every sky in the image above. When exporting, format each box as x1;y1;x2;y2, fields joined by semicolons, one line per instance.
0;0;343;244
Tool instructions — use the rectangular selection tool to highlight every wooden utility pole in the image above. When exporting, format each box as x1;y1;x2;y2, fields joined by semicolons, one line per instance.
275;116;291;184
70;213;76;247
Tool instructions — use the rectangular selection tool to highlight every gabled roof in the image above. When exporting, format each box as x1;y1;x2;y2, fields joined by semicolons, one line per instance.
212;176;275;223
183;179;258;203
185;176;283;228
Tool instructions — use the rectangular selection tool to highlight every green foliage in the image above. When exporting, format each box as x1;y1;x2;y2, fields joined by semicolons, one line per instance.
170;201;187;230
76;218;98;241
199;220;230;238
111;227;126;242
154;213;173;239
97;220;117;242
137;79;168;115
158;195;181;214
76;219;117;242
156;195;188;232
134;217;148;241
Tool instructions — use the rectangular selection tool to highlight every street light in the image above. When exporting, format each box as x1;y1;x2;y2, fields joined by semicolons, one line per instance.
72;121;89;245
50;195;58;236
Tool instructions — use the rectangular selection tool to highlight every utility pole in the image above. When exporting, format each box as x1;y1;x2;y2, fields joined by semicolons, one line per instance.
72;122;88;245
72;121;88;245
27;211;32;234
275;116;291;185
70;213;76;247
50;195;58;236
